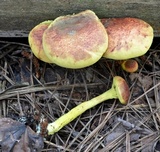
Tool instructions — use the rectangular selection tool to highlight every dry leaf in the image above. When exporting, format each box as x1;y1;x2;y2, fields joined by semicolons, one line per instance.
0;118;44;152
129;73;152;90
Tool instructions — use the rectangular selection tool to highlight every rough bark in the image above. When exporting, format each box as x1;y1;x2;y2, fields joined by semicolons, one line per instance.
0;0;159;37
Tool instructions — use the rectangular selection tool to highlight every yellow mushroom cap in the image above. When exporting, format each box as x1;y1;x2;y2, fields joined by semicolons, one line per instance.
121;59;138;73
101;18;154;60
28;20;53;63
43;10;108;69
113;76;130;104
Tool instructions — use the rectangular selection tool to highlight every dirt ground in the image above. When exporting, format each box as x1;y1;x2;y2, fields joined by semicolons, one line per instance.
0;38;160;151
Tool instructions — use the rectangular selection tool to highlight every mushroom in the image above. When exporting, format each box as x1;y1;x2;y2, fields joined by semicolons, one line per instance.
42;10;108;69
120;59;138;73
101;18;154;60
28;20;53;63
47;76;130;135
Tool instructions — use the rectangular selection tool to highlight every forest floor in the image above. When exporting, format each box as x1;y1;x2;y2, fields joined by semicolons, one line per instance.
0;38;160;152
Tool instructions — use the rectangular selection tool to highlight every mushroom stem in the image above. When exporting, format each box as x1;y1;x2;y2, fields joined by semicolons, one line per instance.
47;76;130;135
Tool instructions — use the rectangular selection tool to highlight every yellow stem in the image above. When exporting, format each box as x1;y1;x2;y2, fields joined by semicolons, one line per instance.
47;86;117;135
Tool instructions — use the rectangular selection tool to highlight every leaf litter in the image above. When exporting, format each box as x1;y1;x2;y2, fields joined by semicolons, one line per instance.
0;39;160;151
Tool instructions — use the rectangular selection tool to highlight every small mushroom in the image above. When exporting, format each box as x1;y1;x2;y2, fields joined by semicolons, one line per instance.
28;20;53;63
120;59;138;73
101;18;154;60
42;10;108;69
47;76;130;135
